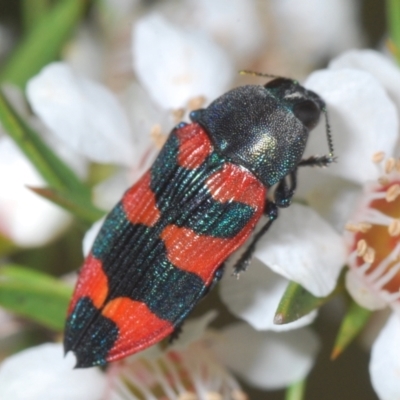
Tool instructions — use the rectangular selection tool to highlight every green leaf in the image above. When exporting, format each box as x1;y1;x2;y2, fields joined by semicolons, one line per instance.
285;380;306;400
275;281;341;324
0;233;18;256
1;0;88;88
0;90;92;200
331;301;371;359
29;186;105;224
22;0;51;33
387;0;400;64
0;265;72;331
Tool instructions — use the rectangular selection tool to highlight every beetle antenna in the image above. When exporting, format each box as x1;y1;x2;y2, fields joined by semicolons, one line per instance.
239;70;299;85
323;107;335;159
239;70;280;80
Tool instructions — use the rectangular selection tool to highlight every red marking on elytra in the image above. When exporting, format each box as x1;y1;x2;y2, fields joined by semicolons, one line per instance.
175;124;213;169
122;172;161;227
102;297;173;362
206;163;266;208
68;254;108;314
161;225;227;284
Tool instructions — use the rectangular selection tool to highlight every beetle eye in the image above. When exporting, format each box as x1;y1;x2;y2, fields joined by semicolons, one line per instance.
293;100;321;129
264;77;292;89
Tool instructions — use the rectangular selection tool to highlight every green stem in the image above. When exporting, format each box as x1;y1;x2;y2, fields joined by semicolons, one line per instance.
0;91;64;190
22;0;50;33
386;0;400;64
1;0;88;87
0;89;91;198
285;380;306;400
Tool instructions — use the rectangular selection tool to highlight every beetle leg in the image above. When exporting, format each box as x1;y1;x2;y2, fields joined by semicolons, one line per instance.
298;154;335;167
168;324;183;344
209;263;225;292
232;202;278;276
274;170;297;208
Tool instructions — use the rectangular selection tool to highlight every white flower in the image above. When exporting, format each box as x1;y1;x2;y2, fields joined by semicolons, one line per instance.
0;312;319;398
158;0;265;61
220;49;400;400
269;0;363;73
0;86;86;247
0;343;106;400
132;13;235;109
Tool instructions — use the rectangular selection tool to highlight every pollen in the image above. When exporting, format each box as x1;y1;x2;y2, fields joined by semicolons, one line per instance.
386;183;400;202
385;157;396;174
346;154;400;307
150;124;167;149
187;95;206;111
356;239;368;257
345;222;371;233
389;219;400;237
372;151;385;163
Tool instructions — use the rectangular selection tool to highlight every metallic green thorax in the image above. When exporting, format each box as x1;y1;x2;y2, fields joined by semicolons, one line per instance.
190;79;324;187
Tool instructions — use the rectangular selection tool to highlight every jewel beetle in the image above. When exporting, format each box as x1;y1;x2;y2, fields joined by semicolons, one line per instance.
64;72;335;368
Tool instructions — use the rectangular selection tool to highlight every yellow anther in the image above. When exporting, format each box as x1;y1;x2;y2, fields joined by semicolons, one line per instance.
389;219;400;236
188;95;206;111
356;239;368;257
385;157;396;174
363;247;376;264
372;151;385;163
386;184;400;202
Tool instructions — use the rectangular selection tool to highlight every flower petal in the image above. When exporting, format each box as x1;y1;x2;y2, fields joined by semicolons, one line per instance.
270;0;362;68
161;0;265;60
171;310;217;350
211;323;319;390
329;49;400;115
0;343;106;400
296;169;362;233
26;62;135;166
82;217;105;257
305;68;398;185
220;258;317;331
132;13;234;109
0;137;71;247
370;313;400;400
255;203;346;297
345;270;387;311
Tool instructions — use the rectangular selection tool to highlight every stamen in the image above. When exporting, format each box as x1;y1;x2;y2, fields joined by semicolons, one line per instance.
356;239;368;257
121;366;157;400
151;124;167;149
385;291;400;302
385;157;396;174
179;393;197;400
374;262;400;288
205;393;222;400
366;191;387;201
363;247;376;264
188;96;206;111
359;222;372;233
378;176;390;186
147;358;178;399
389;219;400;236
345;222;372;233
362;208;393;225
372;151;385;163
368;243;400;282
232;390;249;400
163;355;187;394
172;108;185;123
386;183;400;202
358;260;374;275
